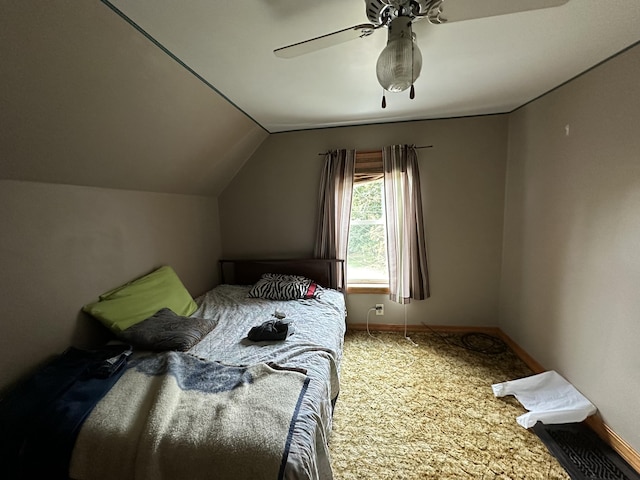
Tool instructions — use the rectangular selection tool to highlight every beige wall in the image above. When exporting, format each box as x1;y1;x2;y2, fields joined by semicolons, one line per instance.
0;180;221;392
220;115;508;327
500;45;640;451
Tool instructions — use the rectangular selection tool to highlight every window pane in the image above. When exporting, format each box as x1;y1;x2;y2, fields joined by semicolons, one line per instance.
347;224;388;282
350;181;383;221
347;177;388;284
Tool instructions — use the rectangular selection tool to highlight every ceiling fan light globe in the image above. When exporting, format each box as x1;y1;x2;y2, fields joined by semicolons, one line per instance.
376;37;422;92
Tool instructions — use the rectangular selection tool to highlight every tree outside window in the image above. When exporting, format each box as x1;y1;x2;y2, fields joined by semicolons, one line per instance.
347;178;388;284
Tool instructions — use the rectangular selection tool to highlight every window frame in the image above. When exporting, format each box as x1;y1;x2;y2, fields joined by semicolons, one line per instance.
346;150;390;294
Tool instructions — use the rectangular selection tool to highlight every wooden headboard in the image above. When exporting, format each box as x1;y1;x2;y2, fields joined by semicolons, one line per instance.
219;258;345;291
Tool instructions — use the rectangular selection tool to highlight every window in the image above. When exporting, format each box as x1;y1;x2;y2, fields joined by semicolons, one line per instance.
315;146;428;300
346;151;389;292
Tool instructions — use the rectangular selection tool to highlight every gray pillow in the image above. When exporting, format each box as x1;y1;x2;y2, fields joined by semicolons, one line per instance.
118;308;216;351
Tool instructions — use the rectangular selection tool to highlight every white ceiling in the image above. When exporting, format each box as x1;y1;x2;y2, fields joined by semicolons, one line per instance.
107;0;640;133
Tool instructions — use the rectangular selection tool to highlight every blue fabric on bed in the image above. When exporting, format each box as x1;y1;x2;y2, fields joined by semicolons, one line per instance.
0;345;131;480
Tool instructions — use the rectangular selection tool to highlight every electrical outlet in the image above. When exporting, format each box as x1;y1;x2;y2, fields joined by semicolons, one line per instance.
375;304;384;316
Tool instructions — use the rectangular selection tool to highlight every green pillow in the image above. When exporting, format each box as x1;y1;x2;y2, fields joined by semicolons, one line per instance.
83;266;198;333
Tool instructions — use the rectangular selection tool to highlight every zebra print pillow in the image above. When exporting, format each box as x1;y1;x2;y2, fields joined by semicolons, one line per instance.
247;273;321;300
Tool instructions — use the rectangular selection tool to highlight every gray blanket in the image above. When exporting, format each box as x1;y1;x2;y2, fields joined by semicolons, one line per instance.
70;352;309;480
189;285;347;479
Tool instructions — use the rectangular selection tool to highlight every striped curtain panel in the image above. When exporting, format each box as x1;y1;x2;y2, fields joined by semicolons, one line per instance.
313;149;356;287
383;145;430;303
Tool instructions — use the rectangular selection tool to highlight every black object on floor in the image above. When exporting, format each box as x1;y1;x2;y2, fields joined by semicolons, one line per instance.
532;422;640;480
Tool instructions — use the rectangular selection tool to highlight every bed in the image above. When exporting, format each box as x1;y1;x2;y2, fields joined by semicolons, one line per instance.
0;259;347;480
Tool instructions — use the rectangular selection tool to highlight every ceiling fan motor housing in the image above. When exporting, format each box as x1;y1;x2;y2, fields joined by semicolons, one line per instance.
366;0;434;25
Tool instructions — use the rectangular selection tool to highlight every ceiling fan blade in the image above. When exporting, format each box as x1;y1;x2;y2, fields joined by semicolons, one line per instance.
274;24;379;59
429;0;569;23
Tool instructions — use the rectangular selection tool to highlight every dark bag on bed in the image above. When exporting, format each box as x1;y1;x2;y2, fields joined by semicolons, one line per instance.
247;319;291;341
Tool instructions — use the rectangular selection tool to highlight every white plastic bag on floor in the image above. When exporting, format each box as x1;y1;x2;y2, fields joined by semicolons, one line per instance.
492;370;597;428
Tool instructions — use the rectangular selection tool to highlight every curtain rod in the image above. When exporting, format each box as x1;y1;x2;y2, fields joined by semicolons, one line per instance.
317;145;433;156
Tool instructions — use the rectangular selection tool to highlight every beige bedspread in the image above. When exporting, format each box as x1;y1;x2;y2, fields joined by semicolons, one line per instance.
70;352;308;480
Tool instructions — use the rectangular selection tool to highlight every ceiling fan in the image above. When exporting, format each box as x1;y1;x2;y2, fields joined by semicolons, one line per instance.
274;0;569;106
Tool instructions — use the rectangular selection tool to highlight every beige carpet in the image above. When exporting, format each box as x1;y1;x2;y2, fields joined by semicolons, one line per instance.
328;330;570;479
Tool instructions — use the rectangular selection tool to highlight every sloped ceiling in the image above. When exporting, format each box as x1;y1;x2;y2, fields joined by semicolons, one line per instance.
0;1;268;197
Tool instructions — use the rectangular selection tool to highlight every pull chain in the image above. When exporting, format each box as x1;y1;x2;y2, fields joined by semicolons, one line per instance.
410;39;416;100
381;90;387;109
